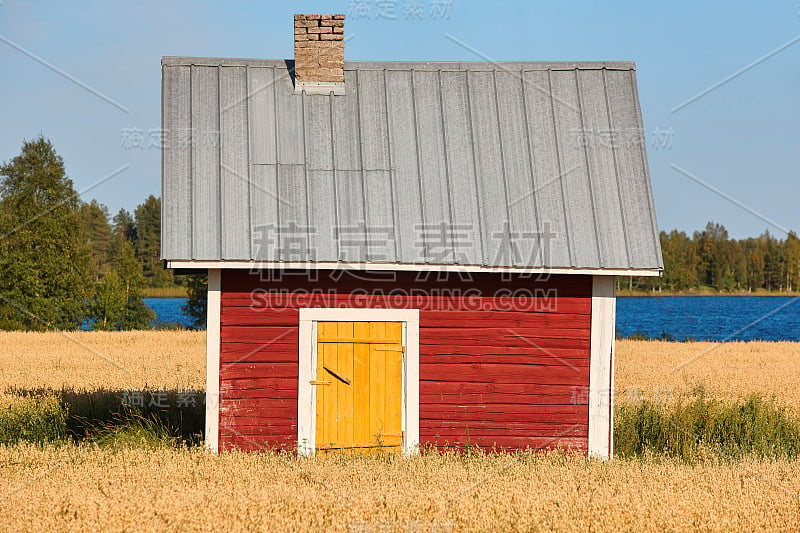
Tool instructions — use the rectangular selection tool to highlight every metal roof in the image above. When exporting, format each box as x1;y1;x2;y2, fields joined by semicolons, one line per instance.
161;57;662;271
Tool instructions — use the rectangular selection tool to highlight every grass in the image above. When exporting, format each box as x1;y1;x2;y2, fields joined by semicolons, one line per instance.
89;410;185;450
0;395;67;445
0;390;202;447
615;392;800;461
142;286;188;298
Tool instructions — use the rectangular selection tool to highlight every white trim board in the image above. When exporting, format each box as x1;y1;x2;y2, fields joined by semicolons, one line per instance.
167;260;661;277
296;308;420;457
587;275;616;459
205;269;222;454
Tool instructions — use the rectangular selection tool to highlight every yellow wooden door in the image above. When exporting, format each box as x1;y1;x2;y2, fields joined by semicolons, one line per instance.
315;321;403;454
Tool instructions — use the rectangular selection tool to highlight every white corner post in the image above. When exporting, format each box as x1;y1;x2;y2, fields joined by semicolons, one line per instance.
588;275;616;459
205;269;221;453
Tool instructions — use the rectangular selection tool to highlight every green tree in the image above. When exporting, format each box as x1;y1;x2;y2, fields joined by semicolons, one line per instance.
112;207;136;243
134;195;173;287
181;275;207;329
81;200;113;282
695;222;731;290
91;270;126;330
784;232;800;292
744;237;766;291
660;230;699;291
728;240;748;291
762;231;783;291
90;239;154;330
0;137;94;330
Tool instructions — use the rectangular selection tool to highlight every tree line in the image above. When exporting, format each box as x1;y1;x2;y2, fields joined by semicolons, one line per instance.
630;223;800;293
0;137;200;331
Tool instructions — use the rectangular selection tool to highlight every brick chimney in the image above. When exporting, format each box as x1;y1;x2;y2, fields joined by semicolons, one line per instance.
294;14;345;94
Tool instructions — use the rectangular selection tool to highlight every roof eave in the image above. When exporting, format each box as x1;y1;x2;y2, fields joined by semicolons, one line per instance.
165;260;662;277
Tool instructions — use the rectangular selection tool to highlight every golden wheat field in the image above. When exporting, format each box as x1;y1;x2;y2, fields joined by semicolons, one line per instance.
1;332;800;531
616;339;800;406
1;445;799;532
0;331;205;392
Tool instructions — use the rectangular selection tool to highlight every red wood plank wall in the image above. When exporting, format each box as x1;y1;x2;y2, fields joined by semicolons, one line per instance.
218;270;592;453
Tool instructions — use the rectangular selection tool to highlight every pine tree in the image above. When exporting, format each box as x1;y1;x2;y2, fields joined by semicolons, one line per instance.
134;195;173;287
81;200;113;282
0;137;94;330
112;208;137;243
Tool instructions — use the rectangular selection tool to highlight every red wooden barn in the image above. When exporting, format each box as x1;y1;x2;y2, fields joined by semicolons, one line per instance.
161;14;662;458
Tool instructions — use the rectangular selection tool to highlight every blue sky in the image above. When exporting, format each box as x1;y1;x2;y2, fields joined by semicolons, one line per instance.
0;0;798;239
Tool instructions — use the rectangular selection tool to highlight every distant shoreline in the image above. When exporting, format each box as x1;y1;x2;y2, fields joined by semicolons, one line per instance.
618;291;800;298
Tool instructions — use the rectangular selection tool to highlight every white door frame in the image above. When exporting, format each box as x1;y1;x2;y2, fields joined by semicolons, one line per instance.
297;308;420;456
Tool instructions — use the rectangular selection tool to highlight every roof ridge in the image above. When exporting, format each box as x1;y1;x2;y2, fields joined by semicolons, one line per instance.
161;56;636;70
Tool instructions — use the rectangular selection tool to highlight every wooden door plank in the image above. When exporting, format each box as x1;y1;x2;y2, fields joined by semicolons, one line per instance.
324;340;338;448
385;322;403;343
385;322;403;443
338;322;355;451
353;322;371;447
369;322;387;445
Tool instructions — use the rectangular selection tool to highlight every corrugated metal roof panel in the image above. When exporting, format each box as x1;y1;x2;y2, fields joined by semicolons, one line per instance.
522;69;571;268
250;163;280;261
190;66;221;260
578;69;629;268
363;170;396;262
162;64;192;260
551;69;600;269
414;70;453;264
248;67;277;165
468;70;511;267
332;70;362;171
307;169;337;260
496;69;539;267
440;70;482;266
162;59;662;270
334;170;366;262
384;69;424;262
219;66;251;260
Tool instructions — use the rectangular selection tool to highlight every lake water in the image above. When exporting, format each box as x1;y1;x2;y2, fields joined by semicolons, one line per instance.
145;298;195;328
616;296;800;342
144;296;800;341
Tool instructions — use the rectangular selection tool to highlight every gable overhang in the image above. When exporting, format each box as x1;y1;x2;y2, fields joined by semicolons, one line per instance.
166;260;661;277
